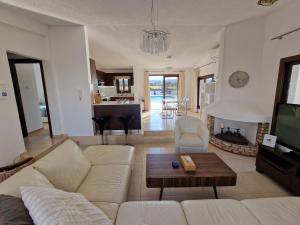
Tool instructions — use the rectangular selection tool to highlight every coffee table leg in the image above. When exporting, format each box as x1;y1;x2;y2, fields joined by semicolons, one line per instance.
159;187;164;200
213;186;218;199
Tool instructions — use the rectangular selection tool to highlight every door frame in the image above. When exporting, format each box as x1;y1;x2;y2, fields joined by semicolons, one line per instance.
271;54;300;134
8;58;53;138
197;74;214;110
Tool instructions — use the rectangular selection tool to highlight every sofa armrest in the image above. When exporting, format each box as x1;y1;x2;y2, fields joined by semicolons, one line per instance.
197;123;209;150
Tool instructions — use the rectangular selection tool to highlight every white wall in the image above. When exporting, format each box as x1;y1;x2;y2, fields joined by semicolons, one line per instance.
218;16;266;104
133;66;145;101
260;1;300;116
48;26;93;136
0;17;48;166
34;64;45;104
185;68;192;105
0;6;93;166
216;1;300;119
16;64;43;132
198;48;220;78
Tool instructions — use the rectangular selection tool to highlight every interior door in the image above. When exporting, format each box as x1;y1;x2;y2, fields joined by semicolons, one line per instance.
8;59;53;138
197;74;215;110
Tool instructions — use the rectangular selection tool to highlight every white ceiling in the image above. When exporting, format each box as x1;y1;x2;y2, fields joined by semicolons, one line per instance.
0;2;76;26
0;0;296;69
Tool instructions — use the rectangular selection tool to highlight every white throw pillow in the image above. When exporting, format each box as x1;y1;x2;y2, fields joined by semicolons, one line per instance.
33;140;91;192
21;186;112;225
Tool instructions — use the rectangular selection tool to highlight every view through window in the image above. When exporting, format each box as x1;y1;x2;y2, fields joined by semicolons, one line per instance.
149;75;178;110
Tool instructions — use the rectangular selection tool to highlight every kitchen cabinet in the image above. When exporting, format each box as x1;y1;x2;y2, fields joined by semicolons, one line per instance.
89;59;97;85
96;70;134;86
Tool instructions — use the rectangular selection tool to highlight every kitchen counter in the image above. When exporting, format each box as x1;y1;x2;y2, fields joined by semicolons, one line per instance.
93;101;140;106
93;101;141;131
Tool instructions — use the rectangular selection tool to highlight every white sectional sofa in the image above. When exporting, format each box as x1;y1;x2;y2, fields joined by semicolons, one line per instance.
116;198;300;225
0;139;300;225
0;139;135;223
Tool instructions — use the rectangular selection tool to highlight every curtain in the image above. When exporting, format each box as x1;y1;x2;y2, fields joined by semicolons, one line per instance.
178;71;185;101
144;72;151;111
190;68;199;112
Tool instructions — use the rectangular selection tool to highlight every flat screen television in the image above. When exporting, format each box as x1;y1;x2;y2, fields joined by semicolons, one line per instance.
274;104;300;154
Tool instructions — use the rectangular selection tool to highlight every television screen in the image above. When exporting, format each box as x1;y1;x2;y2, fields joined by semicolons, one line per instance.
275;104;300;152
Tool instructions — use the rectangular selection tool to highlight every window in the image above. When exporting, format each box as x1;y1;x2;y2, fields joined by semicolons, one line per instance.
116;77;131;93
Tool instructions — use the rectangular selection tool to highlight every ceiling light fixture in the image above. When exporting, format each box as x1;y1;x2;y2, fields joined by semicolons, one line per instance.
165;55;172;70
140;0;170;55
257;0;278;6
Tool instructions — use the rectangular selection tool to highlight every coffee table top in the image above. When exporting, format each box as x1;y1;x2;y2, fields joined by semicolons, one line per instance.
146;153;237;188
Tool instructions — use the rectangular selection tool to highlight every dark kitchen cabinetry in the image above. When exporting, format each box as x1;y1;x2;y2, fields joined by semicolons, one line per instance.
109;97;134;101
96;70;134;86
89;59;98;84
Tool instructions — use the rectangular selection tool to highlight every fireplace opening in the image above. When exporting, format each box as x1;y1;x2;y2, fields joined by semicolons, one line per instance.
215;127;249;145
207;115;270;156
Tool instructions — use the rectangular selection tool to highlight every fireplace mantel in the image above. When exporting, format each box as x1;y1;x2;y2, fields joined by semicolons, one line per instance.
206;100;270;123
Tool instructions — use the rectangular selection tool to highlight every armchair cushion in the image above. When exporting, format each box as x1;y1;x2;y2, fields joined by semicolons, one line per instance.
175;116;209;153
179;133;203;147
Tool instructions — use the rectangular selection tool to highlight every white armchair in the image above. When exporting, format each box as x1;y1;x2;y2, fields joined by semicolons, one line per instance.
175;116;209;153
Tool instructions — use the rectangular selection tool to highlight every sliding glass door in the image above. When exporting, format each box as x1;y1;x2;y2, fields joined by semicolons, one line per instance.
149;75;178;110
164;76;178;101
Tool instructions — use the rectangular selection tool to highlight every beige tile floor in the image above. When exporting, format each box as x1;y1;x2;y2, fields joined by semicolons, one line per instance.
24;123;67;158
24;123;291;202
142;110;200;131
127;143;291;201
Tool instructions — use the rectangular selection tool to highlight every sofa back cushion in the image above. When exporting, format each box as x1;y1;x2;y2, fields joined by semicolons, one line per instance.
241;197;300;225
0;166;54;198
33;140;91;192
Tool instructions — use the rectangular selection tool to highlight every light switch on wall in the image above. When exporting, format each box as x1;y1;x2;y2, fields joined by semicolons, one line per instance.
78;89;83;101
0;83;8;99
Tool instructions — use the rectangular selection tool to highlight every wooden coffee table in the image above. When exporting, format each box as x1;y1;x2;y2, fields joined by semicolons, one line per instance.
146;153;237;200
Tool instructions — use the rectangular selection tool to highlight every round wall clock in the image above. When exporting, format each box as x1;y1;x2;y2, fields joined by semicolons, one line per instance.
228;71;250;88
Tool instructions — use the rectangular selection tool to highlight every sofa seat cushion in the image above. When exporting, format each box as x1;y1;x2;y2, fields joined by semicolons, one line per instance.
92;202;119;224
83;145;134;166
115;201;188;225
0;167;53;198
181;199;261;225
77;165;130;204
33;140;91;192
241;197;300;225
179;133;203;147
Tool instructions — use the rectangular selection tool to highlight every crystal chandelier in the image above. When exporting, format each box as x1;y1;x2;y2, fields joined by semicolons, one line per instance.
140;0;170;55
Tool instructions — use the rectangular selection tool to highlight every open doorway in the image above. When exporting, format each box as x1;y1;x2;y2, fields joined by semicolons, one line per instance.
7;52;53;144
143;74;179;131
149;75;178;110
197;74;216;119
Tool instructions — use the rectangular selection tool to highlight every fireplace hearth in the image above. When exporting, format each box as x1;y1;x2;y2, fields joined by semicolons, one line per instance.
207;115;269;157
215;127;249;145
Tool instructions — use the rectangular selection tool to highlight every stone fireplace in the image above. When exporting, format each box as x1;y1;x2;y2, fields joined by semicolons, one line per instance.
206;101;270;157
